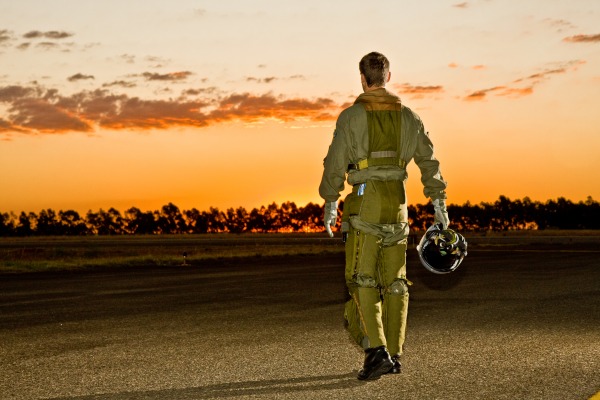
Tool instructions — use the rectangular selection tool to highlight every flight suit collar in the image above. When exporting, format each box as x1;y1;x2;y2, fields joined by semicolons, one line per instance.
354;88;401;105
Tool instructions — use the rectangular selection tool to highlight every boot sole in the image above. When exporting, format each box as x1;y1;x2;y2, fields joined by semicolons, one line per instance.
357;359;394;381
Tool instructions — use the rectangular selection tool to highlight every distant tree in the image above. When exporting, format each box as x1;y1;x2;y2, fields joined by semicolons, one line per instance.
297;202;323;232
224;207;248;233
14;212;36;236
2;195;598;236
155;203;187;234
583;196;600;229
279;201;300;232
205;207;226;233
0;212;14;236
86;208;124;235
247;207;268;232
124;207;157;234
36;209;61;236
59;210;88;235
263;202;282;232
184;208;209;233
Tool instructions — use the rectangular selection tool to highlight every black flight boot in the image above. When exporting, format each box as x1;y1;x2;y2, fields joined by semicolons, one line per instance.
357;346;393;380
385;354;401;374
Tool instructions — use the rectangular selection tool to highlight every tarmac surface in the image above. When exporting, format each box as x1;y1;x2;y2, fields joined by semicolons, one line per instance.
1;243;599;399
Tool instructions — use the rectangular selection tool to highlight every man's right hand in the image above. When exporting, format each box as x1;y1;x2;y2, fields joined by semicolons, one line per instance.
432;198;450;229
323;201;338;237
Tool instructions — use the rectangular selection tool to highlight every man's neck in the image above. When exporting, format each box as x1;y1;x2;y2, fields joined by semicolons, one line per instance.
363;85;385;93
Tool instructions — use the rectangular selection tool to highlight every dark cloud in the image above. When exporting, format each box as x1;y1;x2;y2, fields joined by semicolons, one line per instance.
23;30;73;39
0;84;339;135
563;33;600;43
141;71;193;81
208;93;336;123
102;80;137;88
181;87;218;96
247;75;304;83
453;2;469;8
16;42;31;50
246;76;277;84
68;73;95;82
0;29;13;44
0;85;38;101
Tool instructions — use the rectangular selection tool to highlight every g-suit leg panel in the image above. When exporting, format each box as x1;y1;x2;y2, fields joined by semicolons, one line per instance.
380;240;409;356
344;226;386;349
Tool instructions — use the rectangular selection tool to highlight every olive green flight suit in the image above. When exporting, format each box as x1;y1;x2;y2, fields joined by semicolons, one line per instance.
319;88;447;357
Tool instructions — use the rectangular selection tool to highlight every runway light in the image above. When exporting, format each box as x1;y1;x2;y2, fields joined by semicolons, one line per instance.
182;251;188;266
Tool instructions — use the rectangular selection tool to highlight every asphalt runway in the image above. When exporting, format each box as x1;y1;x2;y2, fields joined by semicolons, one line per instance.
1;245;599;400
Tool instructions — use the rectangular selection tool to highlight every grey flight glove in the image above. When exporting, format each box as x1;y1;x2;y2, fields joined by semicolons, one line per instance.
323;201;338;238
432;198;450;229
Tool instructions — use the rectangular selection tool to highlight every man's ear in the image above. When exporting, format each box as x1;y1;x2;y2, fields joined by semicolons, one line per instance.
386;71;391;83
360;73;367;85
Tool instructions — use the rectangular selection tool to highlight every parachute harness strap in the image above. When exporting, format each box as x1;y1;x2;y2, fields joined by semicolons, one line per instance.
348;151;407;171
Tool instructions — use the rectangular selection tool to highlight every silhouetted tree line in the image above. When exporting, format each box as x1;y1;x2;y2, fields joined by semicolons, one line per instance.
0;196;598;237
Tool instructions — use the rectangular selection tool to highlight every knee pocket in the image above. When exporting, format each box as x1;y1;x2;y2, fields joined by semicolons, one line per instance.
354;274;378;288
386;279;409;295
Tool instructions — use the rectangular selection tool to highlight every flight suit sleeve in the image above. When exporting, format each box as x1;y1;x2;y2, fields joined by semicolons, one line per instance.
319;110;351;202
413;122;447;201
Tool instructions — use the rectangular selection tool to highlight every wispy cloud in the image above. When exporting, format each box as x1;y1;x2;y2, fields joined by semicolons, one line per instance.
464;86;534;101
563;33;600;43
464;86;505;101
393;83;444;99
542;18;576;33
0;84;340;135
448;62;487;70
120;54;136;64
513;60;586;84
452;2;469;8
464;60;585;101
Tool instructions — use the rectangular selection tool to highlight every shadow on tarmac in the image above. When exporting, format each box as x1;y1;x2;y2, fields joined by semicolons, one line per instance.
47;373;364;400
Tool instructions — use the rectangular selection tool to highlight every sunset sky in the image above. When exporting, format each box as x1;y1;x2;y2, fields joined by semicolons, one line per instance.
1;0;599;215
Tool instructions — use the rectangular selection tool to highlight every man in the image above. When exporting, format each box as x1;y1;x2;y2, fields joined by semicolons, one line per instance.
319;52;449;380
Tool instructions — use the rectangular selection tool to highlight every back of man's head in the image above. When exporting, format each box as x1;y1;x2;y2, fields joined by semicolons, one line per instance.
359;52;390;88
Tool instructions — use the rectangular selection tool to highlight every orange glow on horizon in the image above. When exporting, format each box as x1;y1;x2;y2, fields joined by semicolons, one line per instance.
1;2;599;215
